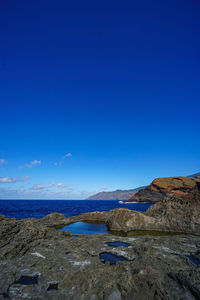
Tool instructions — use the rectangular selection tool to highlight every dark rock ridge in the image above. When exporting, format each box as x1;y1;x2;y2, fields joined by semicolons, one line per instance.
0;214;200;299
125;176;200;203
86;186;146;200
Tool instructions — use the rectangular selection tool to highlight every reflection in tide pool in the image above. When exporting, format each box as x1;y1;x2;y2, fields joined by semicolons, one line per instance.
99;252;130;265
62;222;108;235
106;241;130;247
189;255;200;265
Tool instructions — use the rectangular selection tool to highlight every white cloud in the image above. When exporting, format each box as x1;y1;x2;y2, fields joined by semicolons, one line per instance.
101;185;109;190
26;160;41;168
31;184;46;190
0;177;17;183
0;187;22;197
64;153;72;158
66;187;74;192
31;183;54;190
31;160;41;166
0;184;82;200
0;176;31;183
23;176;31;182
54;153;72;166
57;183;63;188
0;159;7;166
20;160;41;168
56;183;74;191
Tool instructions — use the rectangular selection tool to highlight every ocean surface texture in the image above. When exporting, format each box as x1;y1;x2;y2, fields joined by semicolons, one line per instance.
0;200;152;219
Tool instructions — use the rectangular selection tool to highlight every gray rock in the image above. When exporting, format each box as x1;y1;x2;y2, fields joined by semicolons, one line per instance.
108;289;122;300
0;215;200;299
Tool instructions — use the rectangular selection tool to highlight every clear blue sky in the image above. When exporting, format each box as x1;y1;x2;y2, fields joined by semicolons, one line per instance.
0;0;200;199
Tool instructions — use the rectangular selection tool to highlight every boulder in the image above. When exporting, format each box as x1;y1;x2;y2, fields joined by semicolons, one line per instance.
106;208;157;232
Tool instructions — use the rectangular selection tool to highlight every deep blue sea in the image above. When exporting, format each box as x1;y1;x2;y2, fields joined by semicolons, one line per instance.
0;200;152;219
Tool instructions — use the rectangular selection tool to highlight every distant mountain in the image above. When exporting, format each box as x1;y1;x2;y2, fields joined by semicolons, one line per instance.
188;172;200;178
86;186;146;200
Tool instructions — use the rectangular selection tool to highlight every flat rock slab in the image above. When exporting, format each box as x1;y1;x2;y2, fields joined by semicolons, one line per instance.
0;216;200;299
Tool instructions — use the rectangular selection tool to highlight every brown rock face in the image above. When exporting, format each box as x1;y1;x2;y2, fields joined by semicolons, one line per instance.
126;176;200;203
149;176;198;193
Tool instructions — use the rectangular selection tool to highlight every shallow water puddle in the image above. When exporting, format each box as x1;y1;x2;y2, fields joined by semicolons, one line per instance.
47;282;58;291
62;222;108;235
106;241;130;247
189;255;200;265
99;252;130;265
15;275;38;285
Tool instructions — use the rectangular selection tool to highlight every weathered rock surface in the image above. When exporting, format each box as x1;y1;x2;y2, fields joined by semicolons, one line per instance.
125;176;200;203
92;191;200;235
41;211;111;228
0;214;200;299
107;192;200;234
125;188;164;203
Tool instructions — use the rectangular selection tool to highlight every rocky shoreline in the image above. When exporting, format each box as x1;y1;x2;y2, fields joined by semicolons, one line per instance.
0;213;200;299
0;175;200;299
39;177;200;236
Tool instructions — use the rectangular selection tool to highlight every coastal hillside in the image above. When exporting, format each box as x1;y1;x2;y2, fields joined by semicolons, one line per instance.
87;172;200;201
86;186;146;200
189;172;200;178
125;175;200;203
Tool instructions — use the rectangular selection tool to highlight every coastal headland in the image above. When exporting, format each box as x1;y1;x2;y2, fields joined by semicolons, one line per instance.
0;175;200;299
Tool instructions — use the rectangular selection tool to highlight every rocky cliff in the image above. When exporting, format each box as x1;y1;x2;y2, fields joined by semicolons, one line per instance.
125;176;200;203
